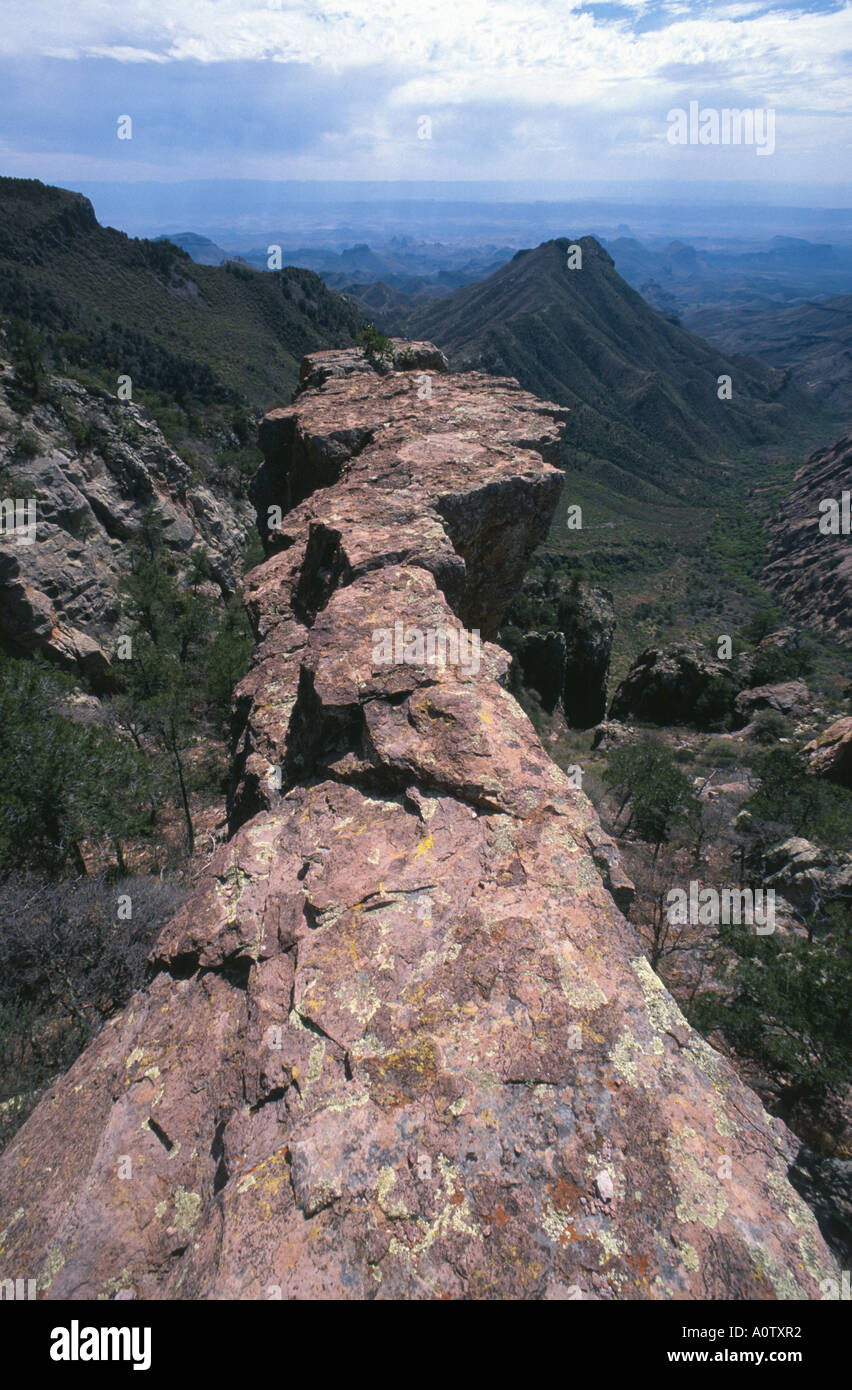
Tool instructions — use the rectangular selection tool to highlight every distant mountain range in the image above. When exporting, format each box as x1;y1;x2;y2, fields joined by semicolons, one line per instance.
153;231;238;267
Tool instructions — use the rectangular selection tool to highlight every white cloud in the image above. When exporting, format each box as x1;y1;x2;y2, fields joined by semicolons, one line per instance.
2;0;850;183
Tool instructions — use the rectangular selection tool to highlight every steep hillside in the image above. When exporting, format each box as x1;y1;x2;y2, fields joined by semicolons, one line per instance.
763;429;852;646
0;178;366;410
684;294;852;417
404;237;809;507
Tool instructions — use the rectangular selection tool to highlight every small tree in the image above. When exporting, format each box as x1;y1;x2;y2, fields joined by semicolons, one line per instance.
604;740;699;857
5;317;45;396
356;324;392;367
0;652;150;875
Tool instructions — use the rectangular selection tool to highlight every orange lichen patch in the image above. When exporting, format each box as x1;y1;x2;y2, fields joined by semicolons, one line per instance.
362;1035;441;1110
547;1175;584;1214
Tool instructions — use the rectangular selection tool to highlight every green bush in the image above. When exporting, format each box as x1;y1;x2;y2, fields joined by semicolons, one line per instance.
745;746;852;849
688;923;852;1103
0;651;152;875
752;708;792;745
604;739;698;848
13;428;40;459
701;736;738;765
749;642;813;687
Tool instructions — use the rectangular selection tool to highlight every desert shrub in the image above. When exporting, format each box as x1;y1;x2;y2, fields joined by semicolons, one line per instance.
13;428;40;459
688;924;852;1105
742;602;786;645
0;650;152;874
4;316;45;395
701;737;739;765
356;324;392;365
744;747;852;849
752;708;792;745
693;672;739;729
604;740;699;850
749;642;814;687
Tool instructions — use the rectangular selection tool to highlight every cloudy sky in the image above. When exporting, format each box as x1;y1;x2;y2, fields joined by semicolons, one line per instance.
1;0;850;192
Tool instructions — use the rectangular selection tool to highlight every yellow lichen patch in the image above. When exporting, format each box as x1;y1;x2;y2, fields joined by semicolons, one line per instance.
765;1170;829;1286
376;1166;410;1218
665;1126;728;1230
610;1027;663;1086
414;834;435;859
304;1040;326;1093
172;1187;201;1234
97;1267;133;1301
632;955;687;1036
387;1155;480;1259
681;1241;700;1273
0;1205;25;1251
363;1035;440;1110
555;943;608;1009
36;1241;66;1292
749;1243;808;1300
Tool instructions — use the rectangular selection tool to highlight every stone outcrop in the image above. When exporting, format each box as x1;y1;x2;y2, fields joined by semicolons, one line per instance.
763;431;852;647
0;359;253;687
561;586;615;728
734;681;814;725
609;644;739;728
0;347;837;1300
510;582;614;728
758;837;852;920
515;630;566;714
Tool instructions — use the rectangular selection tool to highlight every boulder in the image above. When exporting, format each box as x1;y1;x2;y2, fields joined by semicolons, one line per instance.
609;644;738;728
804;717;852;788
515;629;566;714
561;586;615;729
734;681;812;724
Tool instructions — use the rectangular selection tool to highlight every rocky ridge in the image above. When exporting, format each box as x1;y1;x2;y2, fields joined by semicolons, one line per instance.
0;346;837;1300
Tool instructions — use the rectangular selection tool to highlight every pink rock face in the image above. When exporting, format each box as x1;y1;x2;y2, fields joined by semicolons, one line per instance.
0;347;838;1300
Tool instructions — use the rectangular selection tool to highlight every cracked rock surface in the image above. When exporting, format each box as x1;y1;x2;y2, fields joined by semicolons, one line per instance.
0;347;837;1299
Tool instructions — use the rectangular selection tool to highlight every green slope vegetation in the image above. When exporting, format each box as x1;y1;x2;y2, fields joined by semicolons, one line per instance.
0;178;366;411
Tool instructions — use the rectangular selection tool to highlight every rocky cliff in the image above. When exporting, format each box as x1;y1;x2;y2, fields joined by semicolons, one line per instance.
763;430;852;647
0;355;254;687
0;346;837;1300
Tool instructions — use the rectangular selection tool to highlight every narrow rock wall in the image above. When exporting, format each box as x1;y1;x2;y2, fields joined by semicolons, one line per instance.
0;347;837;1300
